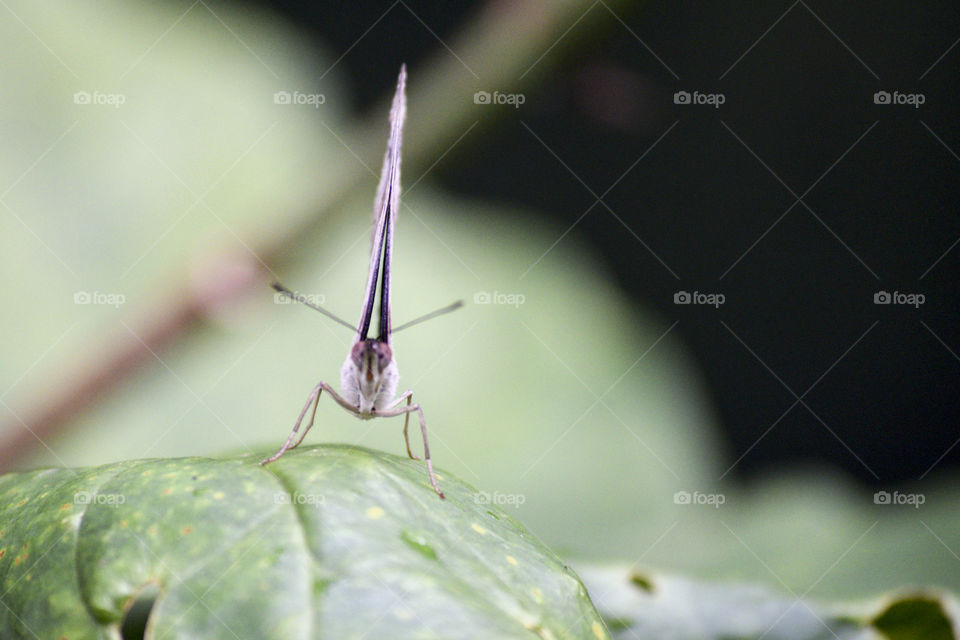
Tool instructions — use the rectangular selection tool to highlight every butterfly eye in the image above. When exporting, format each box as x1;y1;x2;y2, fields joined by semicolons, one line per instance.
376;343;393;368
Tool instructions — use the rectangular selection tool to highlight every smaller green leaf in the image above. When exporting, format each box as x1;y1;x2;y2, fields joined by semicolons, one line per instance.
871;593;957;640
579;566;959;640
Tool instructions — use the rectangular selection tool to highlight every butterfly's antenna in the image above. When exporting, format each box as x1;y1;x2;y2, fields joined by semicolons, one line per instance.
271;282;356;332
392;300;464;334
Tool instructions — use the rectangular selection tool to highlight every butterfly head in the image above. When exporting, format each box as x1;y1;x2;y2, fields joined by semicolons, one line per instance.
342;339;398;413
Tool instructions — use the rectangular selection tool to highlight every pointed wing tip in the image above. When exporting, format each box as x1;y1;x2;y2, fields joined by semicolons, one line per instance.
390;64;407;127
397;64;407;91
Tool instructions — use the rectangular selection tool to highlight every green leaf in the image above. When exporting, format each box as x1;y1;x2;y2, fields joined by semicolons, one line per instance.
871;593;958;640
579;566;960;640
0;446;607;639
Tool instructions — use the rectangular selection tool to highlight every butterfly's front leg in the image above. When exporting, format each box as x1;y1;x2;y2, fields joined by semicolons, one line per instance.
261;381;352;465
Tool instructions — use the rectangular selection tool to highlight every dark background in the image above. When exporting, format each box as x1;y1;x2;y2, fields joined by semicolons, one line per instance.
238;1;960;485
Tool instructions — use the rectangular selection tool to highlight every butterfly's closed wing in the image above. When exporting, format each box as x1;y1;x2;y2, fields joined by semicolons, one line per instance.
356;64;406;344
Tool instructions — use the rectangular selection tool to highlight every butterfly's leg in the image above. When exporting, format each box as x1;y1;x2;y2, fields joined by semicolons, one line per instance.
261;382;325;465
379;397;443;499
386;391;419;460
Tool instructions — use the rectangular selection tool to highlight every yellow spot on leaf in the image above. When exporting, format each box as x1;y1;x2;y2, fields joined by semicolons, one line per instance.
213;491;224;500
506;555;518;565
592;621;606;638
471;523;487;535
366;507;384;519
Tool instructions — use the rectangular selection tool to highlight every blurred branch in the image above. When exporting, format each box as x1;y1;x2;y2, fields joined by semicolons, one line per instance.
0;0;627;471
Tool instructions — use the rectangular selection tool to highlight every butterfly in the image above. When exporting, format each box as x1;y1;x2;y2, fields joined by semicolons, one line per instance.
261;65;459;499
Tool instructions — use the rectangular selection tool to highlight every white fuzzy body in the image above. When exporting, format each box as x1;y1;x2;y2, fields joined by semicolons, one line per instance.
340;347;399;416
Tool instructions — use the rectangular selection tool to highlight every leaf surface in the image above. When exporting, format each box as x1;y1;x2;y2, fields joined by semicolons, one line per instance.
0;446;606;639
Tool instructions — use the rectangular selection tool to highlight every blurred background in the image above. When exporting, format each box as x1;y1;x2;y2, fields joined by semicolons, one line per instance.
1;0;958;600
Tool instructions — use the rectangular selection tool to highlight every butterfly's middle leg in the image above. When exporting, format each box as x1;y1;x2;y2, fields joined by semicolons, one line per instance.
386;391;420;460
380;394;444;499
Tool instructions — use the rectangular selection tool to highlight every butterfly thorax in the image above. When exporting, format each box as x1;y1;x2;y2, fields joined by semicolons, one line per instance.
340;339;398;415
